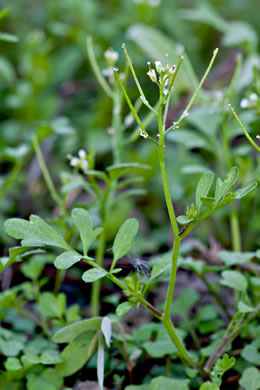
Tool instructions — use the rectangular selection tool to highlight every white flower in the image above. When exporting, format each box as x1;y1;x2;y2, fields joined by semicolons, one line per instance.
155;61;162;73
104;48;119;64
240;98;249;108
78;149;86;159
256;135;260;139
249;93;258;101
102;68;114;78
70;157;80;167
147;62;157;82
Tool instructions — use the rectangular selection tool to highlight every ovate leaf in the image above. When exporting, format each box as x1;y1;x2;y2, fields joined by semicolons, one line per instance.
220;270;248;292
239;367;260;390
56;331;97;377
148;376;190;390
116;302;135;317
72;208;103;255
52;317;102;343
82;268;107;283
54;251;82;270
112;218;139;266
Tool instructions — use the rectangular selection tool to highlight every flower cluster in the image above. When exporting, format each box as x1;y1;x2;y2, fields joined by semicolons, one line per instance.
147;57;177;97
240;93;259;109
67;150;88;172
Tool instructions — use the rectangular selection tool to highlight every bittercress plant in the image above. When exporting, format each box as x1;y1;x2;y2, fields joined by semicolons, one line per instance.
3;42;258;387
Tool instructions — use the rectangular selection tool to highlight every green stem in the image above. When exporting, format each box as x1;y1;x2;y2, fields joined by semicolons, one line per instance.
163;316;209;378
91;230;106;316
54;269;65;296
32;136;61;207
86;36;113;98
228;104;260;153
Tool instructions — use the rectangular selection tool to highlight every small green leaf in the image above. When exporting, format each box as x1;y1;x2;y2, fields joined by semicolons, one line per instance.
27;368;63;390
239;367;260;390
148;376;190;390
37;292;66;318
196;171;214;213
52;317;102;343
220;270;248;292
116;302;135;316
215;167;239;203
238;301;255;313
4;357;22;371
112;218;139;267
54;251;82;270
242;342;260;365
177;215;194;225
200;383;219;390
232;182;257;199
200;196;215;209
72;208;103;255
56;331;96;377
82;268;107;283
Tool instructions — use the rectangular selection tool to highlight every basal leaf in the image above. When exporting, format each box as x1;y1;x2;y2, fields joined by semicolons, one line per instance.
220;270;248;292
148;376;190;390
52;317;102;343
239;367;260;390
56;331;97;377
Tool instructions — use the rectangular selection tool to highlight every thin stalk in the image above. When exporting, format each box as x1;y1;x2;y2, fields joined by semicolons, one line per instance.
86;36;113;98
163;56;184;127
112;82;123;163
169;48;219;131
114;69;158;145
122;43;157;114
32;136;61;207
228;104;260;153
90;230;106;317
